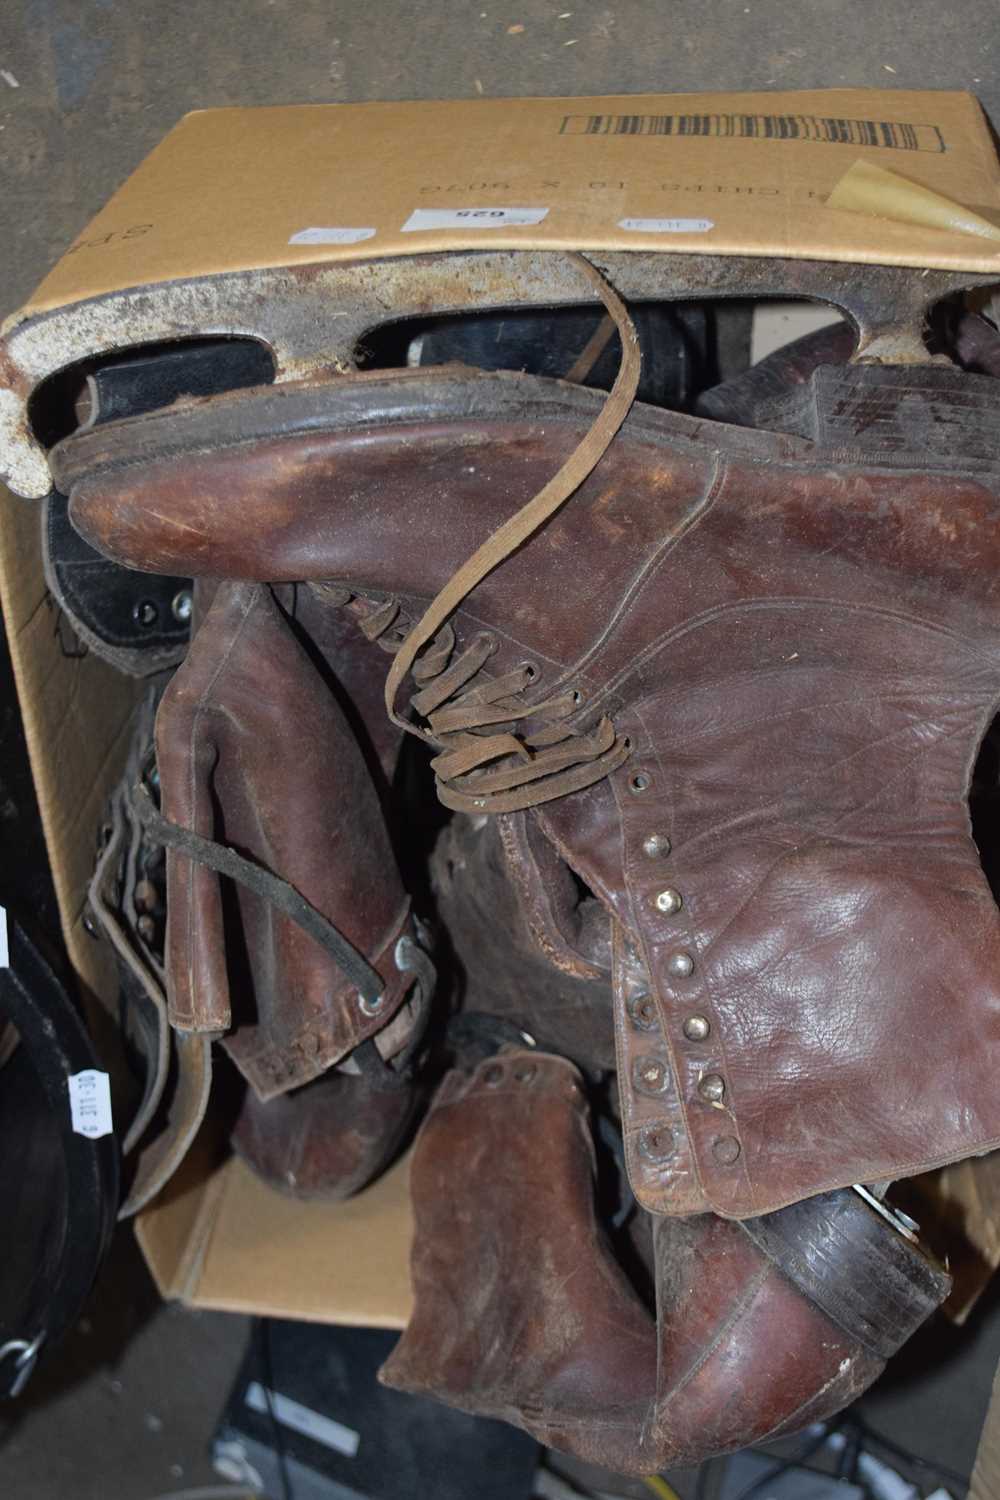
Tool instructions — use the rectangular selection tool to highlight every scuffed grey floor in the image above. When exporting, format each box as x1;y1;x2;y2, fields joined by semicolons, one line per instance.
1;4;999;1497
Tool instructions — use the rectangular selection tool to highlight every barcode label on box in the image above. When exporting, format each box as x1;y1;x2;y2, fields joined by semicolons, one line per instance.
402;206;549;232
68;1070;113;1139
560;113;945;152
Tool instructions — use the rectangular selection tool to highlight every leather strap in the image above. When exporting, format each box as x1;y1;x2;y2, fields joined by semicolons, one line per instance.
384;253;641;739
134;778;386;1006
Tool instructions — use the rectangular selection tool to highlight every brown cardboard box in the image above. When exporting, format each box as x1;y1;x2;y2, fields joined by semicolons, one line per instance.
15;86;1000;322
3;87;1000;1324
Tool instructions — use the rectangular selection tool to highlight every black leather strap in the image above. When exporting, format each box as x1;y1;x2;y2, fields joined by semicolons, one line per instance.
133;777;387;1007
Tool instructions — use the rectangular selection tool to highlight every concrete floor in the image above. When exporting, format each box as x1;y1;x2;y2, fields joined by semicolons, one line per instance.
2;3;1000;1497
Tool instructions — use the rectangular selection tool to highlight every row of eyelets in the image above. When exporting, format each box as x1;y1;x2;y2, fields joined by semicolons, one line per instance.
482;1059;537;1087
638;819;739;1167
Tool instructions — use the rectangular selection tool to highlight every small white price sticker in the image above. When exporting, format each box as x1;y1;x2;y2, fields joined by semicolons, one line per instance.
617;216;715;234
401;206;549;232
288;226;376;245
0;906;7;967
68;1070;113;1139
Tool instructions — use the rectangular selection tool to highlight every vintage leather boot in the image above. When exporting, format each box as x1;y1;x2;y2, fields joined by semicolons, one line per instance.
381;1046;947;1472
152;578;429;1195
55;355;1000;1221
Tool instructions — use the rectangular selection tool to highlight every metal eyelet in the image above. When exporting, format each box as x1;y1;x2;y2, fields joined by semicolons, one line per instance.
629;771;651;795
638;1125;676;1163
627;991;658;1031
632;1053;672;1096
698;1072;726;1104
358;990;386;1018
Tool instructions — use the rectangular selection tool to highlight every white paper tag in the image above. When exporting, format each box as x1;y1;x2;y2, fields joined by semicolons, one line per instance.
288;226;376;245
0;906;7;967
245;1382;360;1457
618;216;715;234
68;1070;113;1139
401;206;549;232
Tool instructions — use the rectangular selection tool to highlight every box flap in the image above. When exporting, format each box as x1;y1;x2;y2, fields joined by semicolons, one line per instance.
136;1144;414;1328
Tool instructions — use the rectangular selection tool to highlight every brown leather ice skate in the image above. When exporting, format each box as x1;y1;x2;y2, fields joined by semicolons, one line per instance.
5;245;992;1457
380;1047;947;1472
150;578;431;1195
54;278;1000;1219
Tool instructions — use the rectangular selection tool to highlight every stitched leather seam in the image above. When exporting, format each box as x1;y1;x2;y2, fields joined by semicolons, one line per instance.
594;596;1000;712
657;1262;772;1407
545;451;727;693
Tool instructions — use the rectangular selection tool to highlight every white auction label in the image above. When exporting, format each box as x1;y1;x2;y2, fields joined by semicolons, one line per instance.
0;906;7;967
68;1070;113;1139
401;206;549;232
618;216;715;233
288;226;376;245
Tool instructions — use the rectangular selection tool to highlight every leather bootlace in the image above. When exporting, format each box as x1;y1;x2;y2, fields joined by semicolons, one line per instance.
356;600;631;813
348;254;641;815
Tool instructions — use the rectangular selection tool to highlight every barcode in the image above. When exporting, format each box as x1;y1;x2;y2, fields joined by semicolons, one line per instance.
559;113;945;152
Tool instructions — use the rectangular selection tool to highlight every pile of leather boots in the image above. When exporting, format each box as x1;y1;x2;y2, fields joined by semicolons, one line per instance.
21;253;1000;1469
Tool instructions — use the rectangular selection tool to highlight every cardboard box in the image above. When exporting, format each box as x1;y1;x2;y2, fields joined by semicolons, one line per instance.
3;88;1000;1325
16;87;1000;323
136;1134;414;1328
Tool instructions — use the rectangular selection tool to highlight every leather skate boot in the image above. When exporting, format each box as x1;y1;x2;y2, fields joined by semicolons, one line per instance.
380;1046;948;1471
150;578;431;1196
55;321;1000;1219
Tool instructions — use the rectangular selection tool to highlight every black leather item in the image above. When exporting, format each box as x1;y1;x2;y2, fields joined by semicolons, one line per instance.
40;339;275;676
0;921;119;1398
44;491;191;676
412;302;713;409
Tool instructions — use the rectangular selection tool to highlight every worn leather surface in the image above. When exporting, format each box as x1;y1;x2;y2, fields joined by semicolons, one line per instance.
155;579;415;1100
379;1047;936;1470
432;812;617;1071
232;1065;419;1201
60;363;1000;1217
